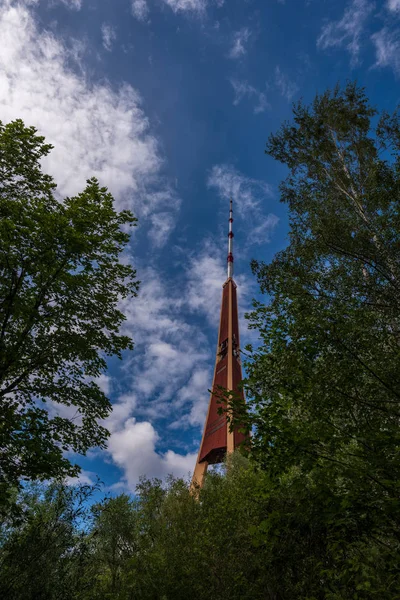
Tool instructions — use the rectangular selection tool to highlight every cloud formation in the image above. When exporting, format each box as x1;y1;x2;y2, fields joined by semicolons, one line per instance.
103;264;215;488
387;0;400;12
230;79;269;113
101;23;116;51
58;0;82;9
108;418;197;489
274;66;299;101
208;164;278;253
163;0;208;13
372;27;400;76
185;241;227;326
317;0;374;66
228;27;251;59
117;267;211;420
131;0;212;20
131;0;150;20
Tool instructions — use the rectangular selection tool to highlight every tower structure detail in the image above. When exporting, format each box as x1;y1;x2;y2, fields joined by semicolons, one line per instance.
191;200;247;488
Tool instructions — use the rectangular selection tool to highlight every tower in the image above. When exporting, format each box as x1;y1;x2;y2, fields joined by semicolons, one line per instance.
191;199;247;488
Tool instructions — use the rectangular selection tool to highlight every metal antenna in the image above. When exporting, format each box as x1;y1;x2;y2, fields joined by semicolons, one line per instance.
227;198;234;279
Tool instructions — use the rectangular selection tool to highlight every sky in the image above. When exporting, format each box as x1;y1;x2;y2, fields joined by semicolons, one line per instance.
2;0;400;492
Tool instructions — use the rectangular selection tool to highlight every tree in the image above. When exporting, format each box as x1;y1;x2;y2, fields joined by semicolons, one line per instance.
0;120;138;510
0;481;97;600
88;494;138;599
242;82;400;595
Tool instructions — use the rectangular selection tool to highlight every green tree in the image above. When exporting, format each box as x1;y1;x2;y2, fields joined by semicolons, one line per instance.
77;457;277;600
0;120;138;509
88;494;138;599
242;82;400;596
122;457;272;600
0;481;96;600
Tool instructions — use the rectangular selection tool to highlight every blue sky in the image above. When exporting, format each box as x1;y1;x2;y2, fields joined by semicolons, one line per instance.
2;0;400;491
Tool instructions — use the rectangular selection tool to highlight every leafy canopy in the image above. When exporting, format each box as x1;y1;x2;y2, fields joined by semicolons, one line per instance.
241;82;400;596
0;120;138;506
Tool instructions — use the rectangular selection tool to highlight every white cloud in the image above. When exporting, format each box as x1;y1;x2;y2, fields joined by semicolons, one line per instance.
208;164;272;220
95;374;112;396
112;267;213;427
66;469;96;486
100;264;215;488
317;0;374;66
208;164;278;252
131;0;149;21
163;0;207;12
131;0;206;21
0;2;180;246
58;0;82;9
387;0;400;12
108;418;196;489
372;27;400;76
229;79;269;114
131;0;225;20
184;238;254;349
104;393;138;433
175;368;210;427
228;27;251;59
119;268;187;342
250;214;280;240
148;211;178;248
274;66;299;101
185;242;227;325
101;23;116;52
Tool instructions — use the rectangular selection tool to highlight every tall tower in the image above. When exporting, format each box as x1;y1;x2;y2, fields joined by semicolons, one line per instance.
191;199;247;488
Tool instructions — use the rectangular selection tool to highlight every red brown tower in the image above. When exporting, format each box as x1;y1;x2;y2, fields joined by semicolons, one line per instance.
191;199;247;488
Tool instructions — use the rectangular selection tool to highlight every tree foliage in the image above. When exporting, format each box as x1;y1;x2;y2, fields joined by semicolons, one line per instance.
0;481;96;600
0;120;138;509
0;458;278;600
240;81;400;596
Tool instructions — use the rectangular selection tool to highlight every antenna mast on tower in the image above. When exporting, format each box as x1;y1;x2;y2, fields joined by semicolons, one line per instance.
227;198;234;279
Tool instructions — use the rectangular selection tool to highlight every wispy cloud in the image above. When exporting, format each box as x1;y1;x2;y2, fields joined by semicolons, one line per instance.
114;265;214;423
229;79;269;113
148;212;178;248
171;368;211;429
387;0;400;12
101;23;116;52
317;0;374;66
131;0;212;20
131;0;149;21
58;0;82;9
163;0;208;13
208;164;272;220
67;469;97;486
104;262;220;488
372;27;400;76
185;238;252;324
208;164;279;246
185;240;228;326
228;27;251;59
274;66;299;101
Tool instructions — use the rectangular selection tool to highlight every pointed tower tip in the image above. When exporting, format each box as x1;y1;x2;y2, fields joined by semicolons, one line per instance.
227;197;234;279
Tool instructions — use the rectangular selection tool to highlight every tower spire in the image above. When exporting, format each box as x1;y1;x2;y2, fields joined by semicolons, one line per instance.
191;198;248;490
227;198;234;279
